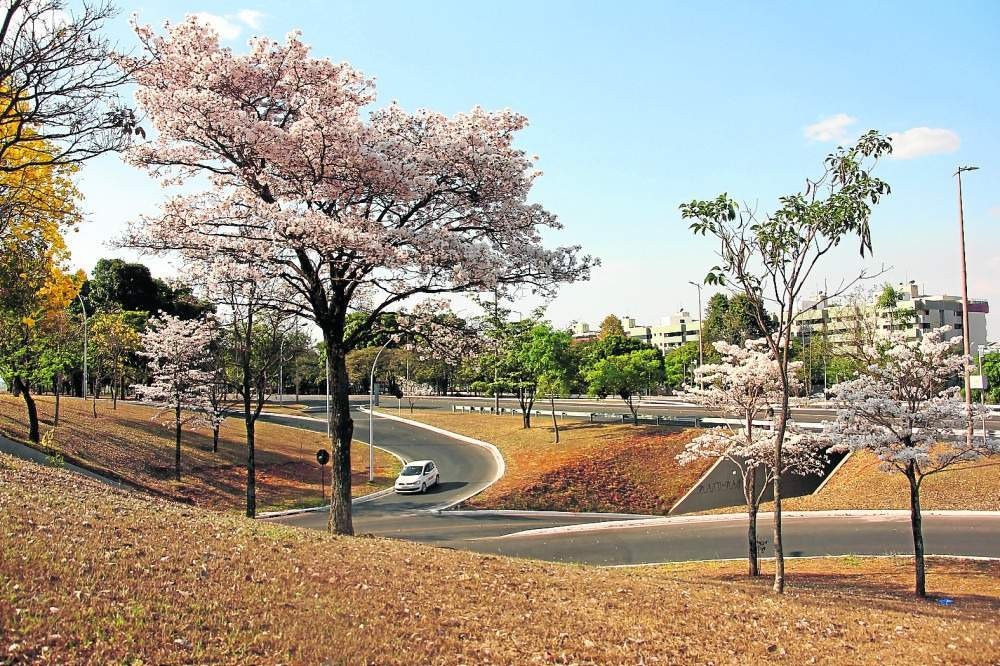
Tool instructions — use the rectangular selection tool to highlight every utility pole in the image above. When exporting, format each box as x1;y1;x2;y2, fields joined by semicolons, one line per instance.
77;293;88;401
956;165;979;447
688;281;704;390
278;334;284;405
368;338;394;482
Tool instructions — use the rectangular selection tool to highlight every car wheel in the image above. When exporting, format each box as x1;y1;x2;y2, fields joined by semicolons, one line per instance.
420;482;426;494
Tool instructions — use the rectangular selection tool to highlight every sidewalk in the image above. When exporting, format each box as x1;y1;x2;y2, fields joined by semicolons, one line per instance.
0;433;126;488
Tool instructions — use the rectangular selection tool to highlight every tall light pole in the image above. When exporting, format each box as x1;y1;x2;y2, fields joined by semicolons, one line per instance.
277;335;284;405
956;165;978;447
77;293;88;401
368;338;394;482
688;281;704;389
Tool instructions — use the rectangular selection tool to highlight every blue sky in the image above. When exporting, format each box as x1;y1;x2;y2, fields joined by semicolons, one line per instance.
74;1;1000;333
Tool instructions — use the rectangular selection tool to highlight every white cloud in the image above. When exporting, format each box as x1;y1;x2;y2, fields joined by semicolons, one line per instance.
236;9;265;29
191;12;242;40
888;127;960;160
804;113;856;142
189;9;265;40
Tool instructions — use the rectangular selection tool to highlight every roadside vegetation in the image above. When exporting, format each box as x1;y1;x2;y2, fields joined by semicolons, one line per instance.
752;450;1000;513
380;409;710;514
2;454;997;665
0;395;399;511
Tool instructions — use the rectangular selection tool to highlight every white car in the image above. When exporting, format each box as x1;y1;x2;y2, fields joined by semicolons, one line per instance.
394;460;440;494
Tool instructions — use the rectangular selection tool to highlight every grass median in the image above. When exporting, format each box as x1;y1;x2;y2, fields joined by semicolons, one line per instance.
694;449;1000;515
0;395;400;512
377;407;710;514
2;452;997;665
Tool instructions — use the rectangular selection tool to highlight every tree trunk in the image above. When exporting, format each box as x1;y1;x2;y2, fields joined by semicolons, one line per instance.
906;461;926;597
495;390;499;416
174;398;182;481
111;374;118;409
771;392;789;594
91;377;98;418
626;396;639;425
550;395;559;443
212;424;219;454
54;372;61;427
326;344;354;535
245;414;256;518
13;376;40;444
745;471;759;576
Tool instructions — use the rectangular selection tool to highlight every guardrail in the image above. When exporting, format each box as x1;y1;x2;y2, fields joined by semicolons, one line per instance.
448;404;832;430
448;404;1000;438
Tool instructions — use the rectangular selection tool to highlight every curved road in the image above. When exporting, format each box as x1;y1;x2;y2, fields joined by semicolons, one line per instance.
263;405;1000;565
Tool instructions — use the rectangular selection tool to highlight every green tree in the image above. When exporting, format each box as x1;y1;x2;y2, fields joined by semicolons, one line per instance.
681;130;892;593
980;352;1000;404
523;325;574;442
90;311;144;409
663;342;700;392
586;348;664;424
703;292;776;347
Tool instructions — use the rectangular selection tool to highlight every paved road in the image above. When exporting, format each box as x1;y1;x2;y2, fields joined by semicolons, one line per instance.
264;406;1000;565
292;394;1000;429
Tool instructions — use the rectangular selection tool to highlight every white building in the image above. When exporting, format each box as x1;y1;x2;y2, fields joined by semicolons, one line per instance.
571;314;702;353
793;281;989;356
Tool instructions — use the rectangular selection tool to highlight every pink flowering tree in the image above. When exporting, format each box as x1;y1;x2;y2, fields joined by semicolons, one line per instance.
824;327;1000;597
133;314;215;481
121;19;593;534
678;340;827;576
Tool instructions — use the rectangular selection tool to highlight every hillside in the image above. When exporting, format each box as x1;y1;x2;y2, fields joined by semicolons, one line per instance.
0;395;399;511
1;453;998;664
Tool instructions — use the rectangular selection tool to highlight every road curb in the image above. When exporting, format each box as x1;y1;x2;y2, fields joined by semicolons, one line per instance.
365;407;506;509
256;412;406;519
601;553;1000;569
257;485;398;519
477;509;1000;540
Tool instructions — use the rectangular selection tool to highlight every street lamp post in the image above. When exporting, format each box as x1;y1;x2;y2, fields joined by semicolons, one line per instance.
956;165;979;447
688;281;704;389
368;338;394;482
77;293;88;401
278;335;284;406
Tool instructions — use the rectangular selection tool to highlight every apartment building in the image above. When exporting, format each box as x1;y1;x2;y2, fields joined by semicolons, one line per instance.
572;314;702;353
793;281;990;355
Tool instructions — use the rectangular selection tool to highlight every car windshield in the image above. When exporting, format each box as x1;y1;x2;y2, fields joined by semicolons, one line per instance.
401;465;424;476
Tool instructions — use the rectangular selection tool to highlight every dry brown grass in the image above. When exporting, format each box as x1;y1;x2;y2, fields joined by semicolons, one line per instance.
1;454;997;665
695;450;1000;515
779;450;1000;512
383;409;713;514
0;395;399;512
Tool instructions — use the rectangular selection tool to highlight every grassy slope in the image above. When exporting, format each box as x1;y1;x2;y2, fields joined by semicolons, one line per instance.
383;409;714;513
0;395;400;512
1;453;997;665
695;450;1000;515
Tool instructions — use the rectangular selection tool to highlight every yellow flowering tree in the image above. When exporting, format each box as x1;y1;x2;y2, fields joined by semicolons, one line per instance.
0;103;82;443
